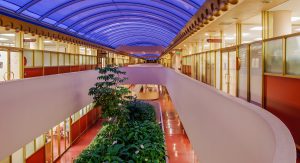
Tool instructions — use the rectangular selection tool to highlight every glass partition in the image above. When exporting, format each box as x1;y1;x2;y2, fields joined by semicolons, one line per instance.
210;52;215;87
24;50;33;67
222;51;229;93
34;50;43;67
25;141;35;158
51;52;58;66
59;53;64;66
215;51;221;90
229;50;237;96
250;42;262;105
265;39;283;74
11;148;23;163
206;52;211;84
286;35;300;75
65;54;70;66
44;52;51;66
238;45;248;100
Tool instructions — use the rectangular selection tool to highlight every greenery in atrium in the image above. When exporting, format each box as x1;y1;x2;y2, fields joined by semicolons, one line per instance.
76;65;166;163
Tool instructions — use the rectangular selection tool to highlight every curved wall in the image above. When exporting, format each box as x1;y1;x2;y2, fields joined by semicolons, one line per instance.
0;65;296;163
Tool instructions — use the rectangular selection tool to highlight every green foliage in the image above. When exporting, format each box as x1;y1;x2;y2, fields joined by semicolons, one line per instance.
127;100;156;122
75;121;165;163
88;65;132;124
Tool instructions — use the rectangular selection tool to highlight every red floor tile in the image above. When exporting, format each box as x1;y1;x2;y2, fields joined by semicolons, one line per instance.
158;91;199;163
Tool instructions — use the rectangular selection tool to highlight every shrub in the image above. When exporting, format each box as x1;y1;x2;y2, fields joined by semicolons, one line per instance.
127;100;156;122
75;121;165;163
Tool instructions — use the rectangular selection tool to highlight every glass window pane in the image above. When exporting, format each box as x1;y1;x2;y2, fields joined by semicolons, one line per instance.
216;51;221;90
250;42;262;105
70;54;75;66
59;53;64;66
210;52;215;87
44;52;51;66
25;141;35;158
34;50;43;67
265;39;283;74
45;130;52;163
286;36;300;75
64;54;70;66
52;126;59;160
51;52;58;66
35;134;45;150
238;45;248;100
66;118;71;148
75;55;79;65
60;122;66;154
24;50;33;67
11;148;23;163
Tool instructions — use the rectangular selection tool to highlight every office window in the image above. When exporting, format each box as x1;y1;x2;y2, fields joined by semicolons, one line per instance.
286;36;300;75
265;39;283;74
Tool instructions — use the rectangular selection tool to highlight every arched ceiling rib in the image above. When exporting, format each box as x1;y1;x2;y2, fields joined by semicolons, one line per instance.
0;0;205;48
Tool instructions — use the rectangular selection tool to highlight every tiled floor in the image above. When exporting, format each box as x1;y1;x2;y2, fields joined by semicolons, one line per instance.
158;90;199;163
55;120;103;163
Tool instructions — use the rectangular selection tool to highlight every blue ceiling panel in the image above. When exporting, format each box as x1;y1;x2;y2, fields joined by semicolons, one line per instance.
0;0;205;48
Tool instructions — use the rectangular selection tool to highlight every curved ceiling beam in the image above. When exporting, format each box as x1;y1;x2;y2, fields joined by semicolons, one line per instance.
16;0;41;14
38;0;84;20
86;22;176;35
68;10;184;30
126;42;159;46
97;31;173;44
54;2;188;25
107;35;170;47
95;27;174;39
84;21;178;37
79;17;180;36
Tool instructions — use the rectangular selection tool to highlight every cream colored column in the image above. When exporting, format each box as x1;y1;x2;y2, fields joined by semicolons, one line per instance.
272;10;292;37
38;37;44;50
15;31;24;48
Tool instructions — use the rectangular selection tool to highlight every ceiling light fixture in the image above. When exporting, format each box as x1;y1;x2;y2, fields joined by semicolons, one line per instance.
291;17;300;22
250;26;262;31
0;33;15;37
0;38;9;41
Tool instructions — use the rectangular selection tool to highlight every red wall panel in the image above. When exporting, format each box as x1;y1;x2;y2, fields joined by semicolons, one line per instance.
80;115;87;133
71;120;80;143
26;146;45;163
70;66;80;72
44;67;59;75
24;68;43;78
59;66;71;73
264;75;300;146
79;65;86;71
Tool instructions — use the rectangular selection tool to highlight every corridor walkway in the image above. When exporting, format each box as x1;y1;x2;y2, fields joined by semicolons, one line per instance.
158;89;199;163
55;119;103;163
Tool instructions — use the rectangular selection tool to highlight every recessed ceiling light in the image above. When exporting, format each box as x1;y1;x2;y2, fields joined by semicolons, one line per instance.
44;40;52;43
225;37;234;40
250;26;262;31
291;17;300;22
0;38;9;41
0;33;15;37
205;33;209;36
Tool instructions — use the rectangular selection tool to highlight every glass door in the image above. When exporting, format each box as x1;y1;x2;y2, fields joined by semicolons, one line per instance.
9;50;22;80
222;51;229;93
0;49;8;81
229;50;237;96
